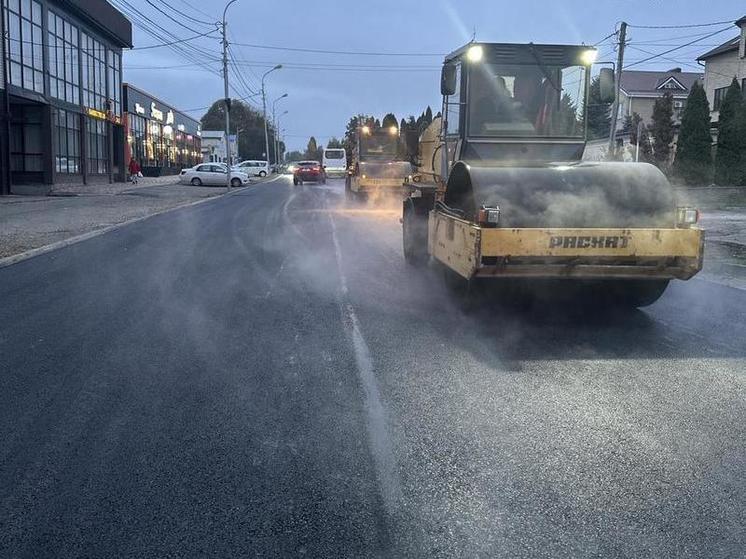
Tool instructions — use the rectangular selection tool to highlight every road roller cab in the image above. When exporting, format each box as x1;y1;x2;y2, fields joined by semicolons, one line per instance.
402;42;704;307
346;122;414;199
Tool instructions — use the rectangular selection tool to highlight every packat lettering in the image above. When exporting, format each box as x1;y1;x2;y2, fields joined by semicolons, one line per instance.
549;235;630;249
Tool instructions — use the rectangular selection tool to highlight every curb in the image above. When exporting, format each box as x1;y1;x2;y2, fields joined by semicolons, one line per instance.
0;175;284;270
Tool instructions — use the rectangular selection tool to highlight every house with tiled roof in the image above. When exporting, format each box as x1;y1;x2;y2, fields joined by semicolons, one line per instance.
697;16;746;122
618;69;703;126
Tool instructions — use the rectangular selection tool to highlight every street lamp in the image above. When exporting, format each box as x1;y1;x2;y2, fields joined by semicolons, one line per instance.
221;0;240;191
272;93;288;165
262;64;282;168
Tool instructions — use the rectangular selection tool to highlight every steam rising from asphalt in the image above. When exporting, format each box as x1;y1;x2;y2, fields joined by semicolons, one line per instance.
450;162;676;227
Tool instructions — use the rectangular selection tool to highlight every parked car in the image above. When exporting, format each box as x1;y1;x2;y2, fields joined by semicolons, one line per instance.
180;163;250;187
293;161;326;185
233;160;270;177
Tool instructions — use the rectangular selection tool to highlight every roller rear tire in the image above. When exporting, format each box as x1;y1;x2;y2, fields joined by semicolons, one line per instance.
605;279;670;308
402;202;429;266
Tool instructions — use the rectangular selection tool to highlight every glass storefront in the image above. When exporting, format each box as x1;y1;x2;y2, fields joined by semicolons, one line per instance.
124;85;202;175
54;109;81;174
86;116;108;174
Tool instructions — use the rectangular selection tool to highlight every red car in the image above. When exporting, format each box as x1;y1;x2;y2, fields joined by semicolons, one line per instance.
293;161;326;185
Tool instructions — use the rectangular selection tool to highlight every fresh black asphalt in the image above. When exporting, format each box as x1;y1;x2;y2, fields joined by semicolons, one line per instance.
1;176;744;557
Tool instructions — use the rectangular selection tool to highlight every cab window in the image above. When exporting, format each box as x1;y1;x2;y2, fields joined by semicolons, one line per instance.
445;63;462;137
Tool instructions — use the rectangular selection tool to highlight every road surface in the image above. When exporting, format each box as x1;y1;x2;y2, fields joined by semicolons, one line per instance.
1;176;744;558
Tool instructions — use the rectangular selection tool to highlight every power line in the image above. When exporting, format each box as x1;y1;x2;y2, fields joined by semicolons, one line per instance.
150;0;216;26
229;42;445;57
629;28;739;44
112;0;220;77
228;48;258;94
626;45;701;69
131;29;219;50
623;26;733;69
125;58;439;71
175;0;216;20
593;31;617;46
625;45;744;81
144;0;206;35
627;19;735;30
229;57;437;69
128;63;438;72
227;29;262;92
180;94;257;113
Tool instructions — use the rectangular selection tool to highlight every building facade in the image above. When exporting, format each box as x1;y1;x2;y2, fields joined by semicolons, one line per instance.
1;1;8;193
619;68;703;126
201;130;227;163
1;0;132;195
123;84;201;176
697;16;746;123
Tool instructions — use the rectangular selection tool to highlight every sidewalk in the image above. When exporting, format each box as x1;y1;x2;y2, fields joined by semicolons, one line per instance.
1;179;229;261
50;175;181;196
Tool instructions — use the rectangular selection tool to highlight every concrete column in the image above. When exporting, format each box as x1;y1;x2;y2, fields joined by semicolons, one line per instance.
107;120;113;183
81;113;88;185
42;104;54;186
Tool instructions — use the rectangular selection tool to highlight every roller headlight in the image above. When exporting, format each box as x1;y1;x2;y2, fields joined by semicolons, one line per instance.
676;207;699;227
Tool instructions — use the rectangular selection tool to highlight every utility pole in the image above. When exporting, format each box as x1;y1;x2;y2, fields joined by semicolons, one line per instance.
221;0;239;191
261;65;282;169
608;21;627;157
272;93;288;168
276;110;287;165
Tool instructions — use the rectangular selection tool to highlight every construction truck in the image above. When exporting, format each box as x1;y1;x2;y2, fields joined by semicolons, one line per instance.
402;42;703;307
345;122;414;200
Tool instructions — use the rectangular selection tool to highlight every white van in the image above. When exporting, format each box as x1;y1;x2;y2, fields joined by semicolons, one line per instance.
234;160;270;177
322;148;346;178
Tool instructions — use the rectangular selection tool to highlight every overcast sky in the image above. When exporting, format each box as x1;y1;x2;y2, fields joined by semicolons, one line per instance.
121;0;745;152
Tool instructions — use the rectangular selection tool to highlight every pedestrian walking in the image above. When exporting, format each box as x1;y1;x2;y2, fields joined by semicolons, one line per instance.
128;157;141;185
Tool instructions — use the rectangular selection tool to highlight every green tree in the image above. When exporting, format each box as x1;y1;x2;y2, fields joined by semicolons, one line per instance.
737;92;746;185
650;91;675;169
673;82;712;184
306;136;318;160
326;137;343;149
551;93;581;136
286;150;304;161
585;76;611;140
623;112;653;163
424;106;433;126
200;99;270;160
714;78;743;185
382;113;398;129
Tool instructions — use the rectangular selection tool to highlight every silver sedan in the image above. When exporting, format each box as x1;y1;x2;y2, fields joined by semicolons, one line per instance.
180;163;250;187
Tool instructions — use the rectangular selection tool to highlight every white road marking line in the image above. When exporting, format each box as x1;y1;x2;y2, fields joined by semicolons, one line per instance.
327;198;403;515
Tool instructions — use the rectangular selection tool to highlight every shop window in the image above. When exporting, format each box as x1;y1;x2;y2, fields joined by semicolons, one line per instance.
107;51;121;115
54;109;81;173
128;113;146;163
86;117;108;174
10;105;43;172
4;0;43;93
149;122;163;166
81;33;107;111
48;11;80;104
